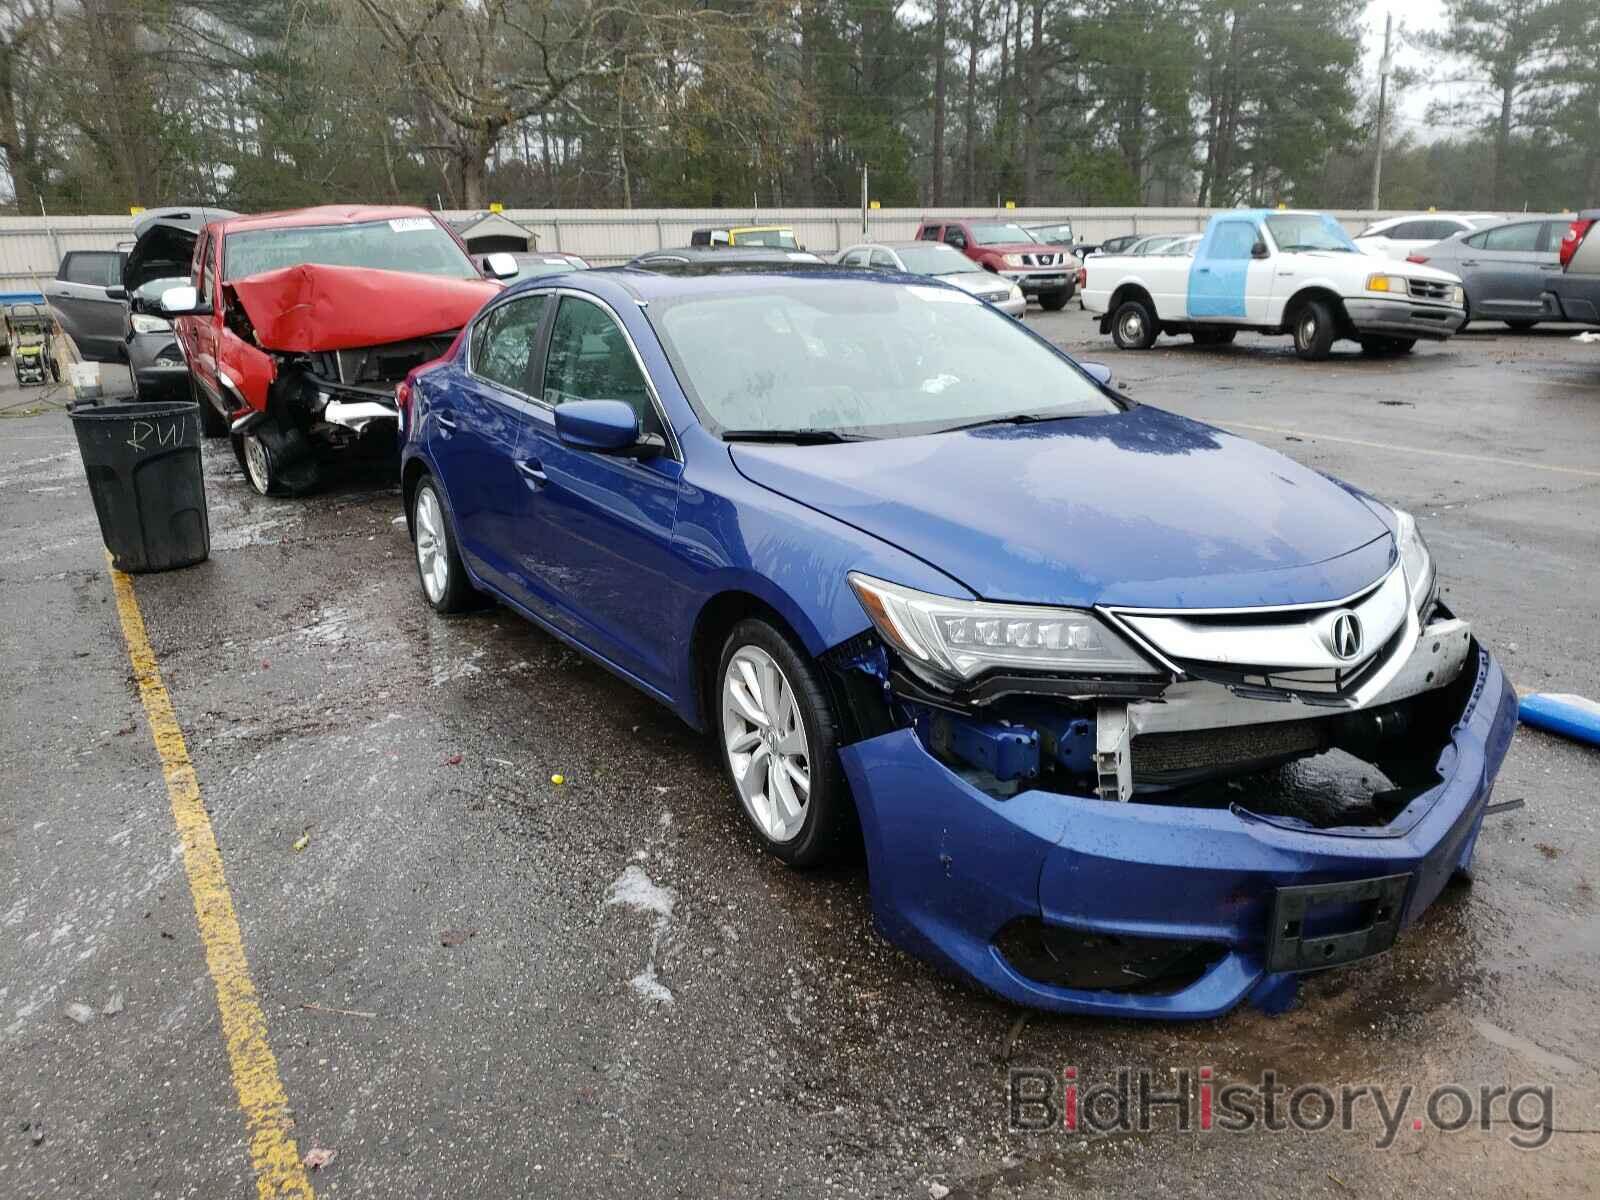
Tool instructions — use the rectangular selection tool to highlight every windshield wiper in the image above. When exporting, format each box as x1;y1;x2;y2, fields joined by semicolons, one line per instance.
935;412;1068;435
721;428;872;444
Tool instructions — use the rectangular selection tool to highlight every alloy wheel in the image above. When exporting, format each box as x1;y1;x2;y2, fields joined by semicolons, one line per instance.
721;644;811;844
414;486;449;604
243;434;272;495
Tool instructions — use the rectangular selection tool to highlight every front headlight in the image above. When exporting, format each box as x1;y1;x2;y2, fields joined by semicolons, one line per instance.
848;573;1152;685
1003;254;1025;267
131;313;172;334
1393;509;1435;613
1365;273;1409;294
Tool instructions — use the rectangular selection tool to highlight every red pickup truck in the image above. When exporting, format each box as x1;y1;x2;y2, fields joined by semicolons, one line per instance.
912;218;1075;310
151;205;508;496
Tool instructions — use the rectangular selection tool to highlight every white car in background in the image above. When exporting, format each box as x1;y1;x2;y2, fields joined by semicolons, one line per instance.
1354;213;1502;259
836;240;1027;316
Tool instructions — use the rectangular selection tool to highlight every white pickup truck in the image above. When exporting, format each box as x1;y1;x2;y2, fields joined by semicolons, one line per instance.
1082;209;1467;360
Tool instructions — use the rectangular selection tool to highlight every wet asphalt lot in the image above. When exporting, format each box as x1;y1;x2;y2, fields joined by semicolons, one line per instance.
3;312;1598;1198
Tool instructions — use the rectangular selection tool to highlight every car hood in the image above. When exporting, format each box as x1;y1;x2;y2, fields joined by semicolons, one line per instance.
123;207;239;294
226;264;500;352
729;406;1397;609
978;242;1054;255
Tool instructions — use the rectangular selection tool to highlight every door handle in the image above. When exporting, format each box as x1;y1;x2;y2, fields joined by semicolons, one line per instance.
435;414;457;431
516;458;547;485
1459;259;1478;267
1196;267;1211;274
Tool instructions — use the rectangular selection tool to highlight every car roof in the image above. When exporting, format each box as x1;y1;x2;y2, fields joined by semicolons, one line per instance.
844;241;943;251
632;246;814;263
504;263;894;306
214;205;441;235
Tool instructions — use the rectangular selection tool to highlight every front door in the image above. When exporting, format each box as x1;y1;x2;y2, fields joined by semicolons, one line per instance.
1188;220;1260;320
1465;220;1560;320
514;294;684;694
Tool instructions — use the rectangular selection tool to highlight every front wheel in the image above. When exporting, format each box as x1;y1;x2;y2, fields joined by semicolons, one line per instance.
716;618;851;867
1111;299;1158;350
1038;290;1069;312
1292;299;1336;361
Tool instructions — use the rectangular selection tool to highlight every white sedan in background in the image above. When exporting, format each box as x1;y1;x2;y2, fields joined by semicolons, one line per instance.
1354;213;1501;259
836;241;1027;316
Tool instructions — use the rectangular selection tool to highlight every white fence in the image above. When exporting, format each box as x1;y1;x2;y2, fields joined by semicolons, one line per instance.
1;205;1411;291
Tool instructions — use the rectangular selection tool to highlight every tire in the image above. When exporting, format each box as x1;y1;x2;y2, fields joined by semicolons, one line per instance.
1193;327;1236;346
1038;290;1069;312
411;475;476;614
1111;298;1158;350
715;617;852;868
1291;298;1336;361
194;376;227;437
239;419;318;497
1505;319;1537;331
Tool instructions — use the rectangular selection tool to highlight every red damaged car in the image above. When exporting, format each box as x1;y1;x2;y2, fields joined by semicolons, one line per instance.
149;205;511;496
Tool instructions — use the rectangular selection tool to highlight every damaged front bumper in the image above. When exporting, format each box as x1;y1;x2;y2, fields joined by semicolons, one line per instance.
838;637;1517;1018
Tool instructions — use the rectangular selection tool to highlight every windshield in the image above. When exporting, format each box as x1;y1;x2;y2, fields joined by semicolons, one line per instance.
1266;214;1358;253
892;244;975;275
1029;224;1073;244
650;279;1118;439
969;223;1035;246
735;228;799;249
512;256;579;278
223;217;478;280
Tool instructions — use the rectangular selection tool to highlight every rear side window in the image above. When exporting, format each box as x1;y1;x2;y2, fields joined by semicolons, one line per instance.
870;249;898;269
918;226;941;241
1462;231;1489;250
197;234;216;302
543;297;657;433
61;252;121;287
840;248;869;266
1482;223;1541;252
471;294;549;395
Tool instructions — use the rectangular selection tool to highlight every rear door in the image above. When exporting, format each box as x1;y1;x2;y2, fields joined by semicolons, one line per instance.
429;291;553;597
43;250;126;362
1466;221;1554;319
514;292;684;693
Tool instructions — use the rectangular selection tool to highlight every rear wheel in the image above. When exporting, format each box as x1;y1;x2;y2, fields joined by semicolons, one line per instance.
716;618;851;867
1291;298;1336;361
1038;290;1069;312
1111;298;1158;350
412;476;476;614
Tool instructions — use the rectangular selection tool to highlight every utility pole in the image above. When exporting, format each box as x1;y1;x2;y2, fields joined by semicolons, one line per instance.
861;163;869;234
1370;11;1392;211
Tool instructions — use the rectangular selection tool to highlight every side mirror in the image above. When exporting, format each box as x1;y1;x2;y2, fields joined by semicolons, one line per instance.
160;285;209;316
1079;361;1114;387
1251;241;1270;259
105;286;127;301
554;399;664;458
482;252;519;280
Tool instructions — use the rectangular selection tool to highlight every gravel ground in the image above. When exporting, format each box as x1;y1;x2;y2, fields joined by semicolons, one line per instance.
2;311;1597;1198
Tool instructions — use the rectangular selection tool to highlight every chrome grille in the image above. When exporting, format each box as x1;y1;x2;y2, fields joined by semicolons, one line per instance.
1023;252;1058;267
1407;278;1451;301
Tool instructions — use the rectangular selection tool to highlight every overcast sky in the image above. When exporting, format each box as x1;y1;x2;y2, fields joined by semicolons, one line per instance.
1362;0;1466;141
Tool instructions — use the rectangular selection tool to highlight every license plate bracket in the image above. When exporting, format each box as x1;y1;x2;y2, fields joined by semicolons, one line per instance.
1265;873;1411;973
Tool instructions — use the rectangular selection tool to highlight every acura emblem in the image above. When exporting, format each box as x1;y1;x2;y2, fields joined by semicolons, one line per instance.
1326;611;1363;660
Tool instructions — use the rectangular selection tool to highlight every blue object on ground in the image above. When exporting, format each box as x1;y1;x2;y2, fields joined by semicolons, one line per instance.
1519;693;1600;747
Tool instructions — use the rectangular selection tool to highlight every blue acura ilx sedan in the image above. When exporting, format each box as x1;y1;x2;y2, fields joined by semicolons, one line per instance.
397;264;1516;1019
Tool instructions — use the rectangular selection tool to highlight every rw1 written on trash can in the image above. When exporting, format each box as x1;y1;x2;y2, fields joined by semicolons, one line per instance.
69;400;210;573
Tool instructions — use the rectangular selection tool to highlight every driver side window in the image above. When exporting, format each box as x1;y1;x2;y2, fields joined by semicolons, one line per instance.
943;227;967;250
543;297;658;434
1210;222;1257;260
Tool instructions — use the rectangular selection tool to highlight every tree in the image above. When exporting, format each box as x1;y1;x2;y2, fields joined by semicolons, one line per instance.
1417;0;1570;209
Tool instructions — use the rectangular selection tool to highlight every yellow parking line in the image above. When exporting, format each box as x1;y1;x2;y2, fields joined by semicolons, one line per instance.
1222;421;1600;480
108;558;315;1200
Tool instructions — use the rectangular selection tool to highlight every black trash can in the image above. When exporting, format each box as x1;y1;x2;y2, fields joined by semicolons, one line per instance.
70;399;210;573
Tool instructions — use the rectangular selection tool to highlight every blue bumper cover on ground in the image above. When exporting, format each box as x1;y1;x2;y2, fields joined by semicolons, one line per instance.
838;646;1517;1019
